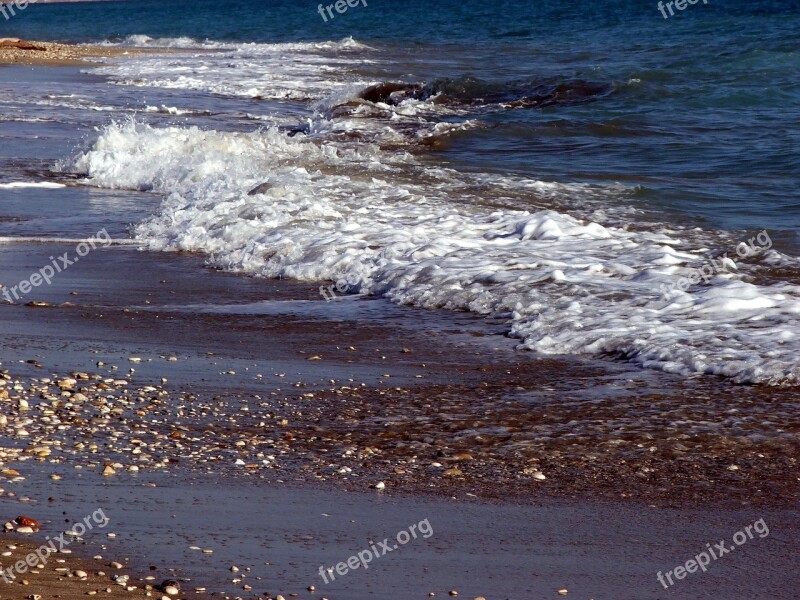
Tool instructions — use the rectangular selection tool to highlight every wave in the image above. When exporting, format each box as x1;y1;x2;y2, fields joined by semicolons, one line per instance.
353;77;615;110
64;120;800;385
89;37;373;102
91;34;372;52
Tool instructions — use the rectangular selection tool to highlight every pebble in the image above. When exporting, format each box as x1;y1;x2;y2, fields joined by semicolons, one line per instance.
159;580;180;595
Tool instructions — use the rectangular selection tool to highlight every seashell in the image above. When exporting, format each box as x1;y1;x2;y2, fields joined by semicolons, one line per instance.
15;515;40;528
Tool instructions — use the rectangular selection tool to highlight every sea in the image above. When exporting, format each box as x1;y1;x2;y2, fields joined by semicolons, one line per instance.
2;0;799;385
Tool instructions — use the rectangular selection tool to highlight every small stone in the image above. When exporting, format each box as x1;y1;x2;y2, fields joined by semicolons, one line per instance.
159;580;180;596
26;301;50;308
109;562;123;569
449;591;458;597
557;590;569;596
74;570;88;578
373;481;385;490
102;465;115;476
57;378;77;390
727;465;739;471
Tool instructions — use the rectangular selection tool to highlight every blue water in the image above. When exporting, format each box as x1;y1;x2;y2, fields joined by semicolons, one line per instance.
4;0;799;240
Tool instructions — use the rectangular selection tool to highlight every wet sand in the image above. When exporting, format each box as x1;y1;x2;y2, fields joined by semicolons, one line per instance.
5;478;799;600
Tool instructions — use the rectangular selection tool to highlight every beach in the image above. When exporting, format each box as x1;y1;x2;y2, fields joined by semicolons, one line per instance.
1;0;799;597
0;133;797;597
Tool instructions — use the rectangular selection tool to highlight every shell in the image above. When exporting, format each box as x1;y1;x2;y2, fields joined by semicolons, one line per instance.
15;515;40;528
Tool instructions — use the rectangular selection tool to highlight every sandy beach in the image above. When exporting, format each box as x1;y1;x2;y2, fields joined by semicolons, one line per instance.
0;38;131;66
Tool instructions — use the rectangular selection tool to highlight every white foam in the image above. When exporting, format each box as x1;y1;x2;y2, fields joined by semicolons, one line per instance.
89;37;374;101
66;120;800;385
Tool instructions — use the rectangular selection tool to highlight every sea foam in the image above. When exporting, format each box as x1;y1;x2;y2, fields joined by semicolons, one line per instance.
67;119;800;385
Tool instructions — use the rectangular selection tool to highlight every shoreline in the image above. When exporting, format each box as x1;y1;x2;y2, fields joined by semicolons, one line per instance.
0;242;797;509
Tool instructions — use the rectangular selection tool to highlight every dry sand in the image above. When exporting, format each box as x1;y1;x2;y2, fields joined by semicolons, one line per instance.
0;38;149;66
